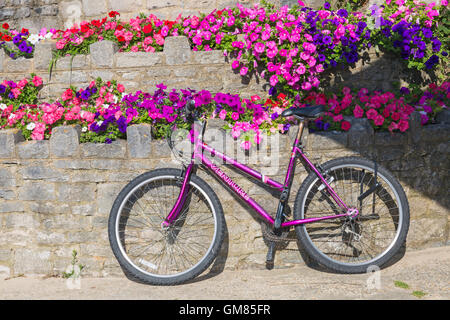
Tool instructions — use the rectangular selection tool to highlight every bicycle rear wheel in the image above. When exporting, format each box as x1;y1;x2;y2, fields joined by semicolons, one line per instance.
108;168;225;285
294;157;409;273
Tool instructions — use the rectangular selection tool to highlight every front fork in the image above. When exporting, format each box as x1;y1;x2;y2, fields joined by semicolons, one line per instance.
161;163;194;228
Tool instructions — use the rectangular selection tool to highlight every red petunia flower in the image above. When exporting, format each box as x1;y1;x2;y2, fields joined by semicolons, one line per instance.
117;35;125;42
143;24;153;34
109;11;120;18
2;23;9;30
80;24;90;33
341;121;351;131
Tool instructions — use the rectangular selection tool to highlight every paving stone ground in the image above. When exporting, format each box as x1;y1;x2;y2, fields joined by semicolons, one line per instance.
0;246;448;300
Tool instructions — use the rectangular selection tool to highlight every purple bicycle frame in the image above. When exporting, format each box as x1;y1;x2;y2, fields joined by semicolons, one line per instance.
163;130;354;228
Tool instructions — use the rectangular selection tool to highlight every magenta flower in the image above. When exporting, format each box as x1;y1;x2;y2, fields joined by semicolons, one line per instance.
254;42;265;54
240;67;249;76
240;140;251;150
270;75;279;86
353;105;364;118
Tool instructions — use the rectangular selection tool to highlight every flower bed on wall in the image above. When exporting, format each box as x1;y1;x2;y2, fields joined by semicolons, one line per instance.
0;75;448;149
1;0;449;92
0;0;448;149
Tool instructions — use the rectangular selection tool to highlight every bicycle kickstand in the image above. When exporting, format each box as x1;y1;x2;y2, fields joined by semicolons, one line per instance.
266;241;276;270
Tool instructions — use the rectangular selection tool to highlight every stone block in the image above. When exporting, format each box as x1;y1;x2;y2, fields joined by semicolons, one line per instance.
408;111;422;144
0;249;12;262
0;201;25;213
58;183;96;202
108;0;142;12
0;129;24;158
146;0;180;9
421;124;450;142
19;165;68;181
17;140;49;159
82;0;107;16
53;55;89;70
0;49;4;72
348;118;374;148
0;265;10;280
308;131;348;151
163;36;191;65
5;213;37;228
90;40;118;67
18;182;56;201
53;159;91;169
29;201;71;214
374;131;407;146
97;183;127;215
192;50;225;64
5;57;32;73
13;249;52;274
52;70;88;83
0;190;15;200
81;140;127;158
0;168;15;188
115;52;163;67
33;40;56;70
50;125;81;157
436;109;450;124
72;204;96;216
127;124;152;158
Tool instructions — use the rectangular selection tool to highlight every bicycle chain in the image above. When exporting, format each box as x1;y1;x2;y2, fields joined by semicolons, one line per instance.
260;222;297;242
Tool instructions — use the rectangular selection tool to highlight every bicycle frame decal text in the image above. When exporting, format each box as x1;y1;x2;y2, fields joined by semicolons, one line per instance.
210;163;250;201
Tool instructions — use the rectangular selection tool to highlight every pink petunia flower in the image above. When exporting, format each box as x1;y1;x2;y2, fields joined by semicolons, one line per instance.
32;76;43;87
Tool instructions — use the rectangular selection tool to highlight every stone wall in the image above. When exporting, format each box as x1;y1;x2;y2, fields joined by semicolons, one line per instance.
0;112;449;277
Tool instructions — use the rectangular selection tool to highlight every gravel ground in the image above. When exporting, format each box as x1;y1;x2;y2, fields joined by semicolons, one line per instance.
0;246;448;300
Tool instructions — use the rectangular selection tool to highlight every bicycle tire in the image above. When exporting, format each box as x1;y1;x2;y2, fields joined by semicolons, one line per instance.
293;156;410;273
108;168;225;285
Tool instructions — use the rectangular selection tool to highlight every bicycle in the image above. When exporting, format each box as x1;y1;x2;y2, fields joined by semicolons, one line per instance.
108;101;410;285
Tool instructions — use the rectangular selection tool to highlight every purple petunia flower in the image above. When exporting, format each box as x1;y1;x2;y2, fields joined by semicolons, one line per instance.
337;9;348;18
425;55;439;69
400;87;410;95
80;90;91;100
268;86;277;96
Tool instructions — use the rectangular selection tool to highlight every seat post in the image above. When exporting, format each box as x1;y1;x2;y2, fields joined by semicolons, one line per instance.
296;118;307;144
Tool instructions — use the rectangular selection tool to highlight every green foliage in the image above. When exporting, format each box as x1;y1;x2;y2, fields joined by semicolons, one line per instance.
62;250;85;279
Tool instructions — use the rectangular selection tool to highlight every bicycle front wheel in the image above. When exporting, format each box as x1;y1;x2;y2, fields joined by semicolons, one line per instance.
294;157;410;273
108;168;225;285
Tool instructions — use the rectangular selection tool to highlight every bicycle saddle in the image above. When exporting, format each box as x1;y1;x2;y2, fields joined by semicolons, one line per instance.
281;105;326;119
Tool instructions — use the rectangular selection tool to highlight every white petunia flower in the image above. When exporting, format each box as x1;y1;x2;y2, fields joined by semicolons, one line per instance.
0;103;7;111
82;126;88;133
27;34;41;45
26;122;36;130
